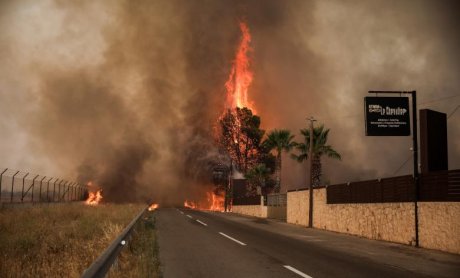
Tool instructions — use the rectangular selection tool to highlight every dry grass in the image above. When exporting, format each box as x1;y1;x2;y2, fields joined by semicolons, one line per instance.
0;202;157;278
108;211;160;278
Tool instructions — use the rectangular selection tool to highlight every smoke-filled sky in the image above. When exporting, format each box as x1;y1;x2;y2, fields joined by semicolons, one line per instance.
1;0;459;202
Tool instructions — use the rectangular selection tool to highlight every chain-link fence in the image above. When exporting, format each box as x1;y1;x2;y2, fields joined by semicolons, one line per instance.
0;168;86;204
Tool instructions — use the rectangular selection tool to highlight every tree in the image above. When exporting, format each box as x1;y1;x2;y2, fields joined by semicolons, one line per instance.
245;163;273;195
262;129;296;192
219;107;265;173
291;124;341;187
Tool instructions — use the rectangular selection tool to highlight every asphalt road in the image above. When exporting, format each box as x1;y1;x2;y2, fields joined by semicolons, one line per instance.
155;208;460;278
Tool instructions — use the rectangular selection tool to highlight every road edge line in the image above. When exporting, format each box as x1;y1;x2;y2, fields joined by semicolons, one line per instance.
196;219;208;226
283;265;313;278
218;232;247;246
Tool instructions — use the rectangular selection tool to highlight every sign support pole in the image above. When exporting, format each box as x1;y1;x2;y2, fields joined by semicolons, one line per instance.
368;90;419;247
411;91;419;248
307;116;316;228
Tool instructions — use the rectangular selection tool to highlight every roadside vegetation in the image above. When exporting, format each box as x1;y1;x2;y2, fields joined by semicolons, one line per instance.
0;203;160;278
109;210;160;277
218;106;341;193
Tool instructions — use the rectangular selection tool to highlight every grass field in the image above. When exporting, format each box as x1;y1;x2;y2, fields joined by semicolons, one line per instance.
0;202;160;278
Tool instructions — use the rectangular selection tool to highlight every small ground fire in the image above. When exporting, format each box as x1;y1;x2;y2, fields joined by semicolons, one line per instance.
148;203;159;211
85;189;103;206
183;191;225;212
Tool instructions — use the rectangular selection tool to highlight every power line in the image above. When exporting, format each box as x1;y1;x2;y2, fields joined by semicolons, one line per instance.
393;154;413;175
448;105;459;119
419;94;460;106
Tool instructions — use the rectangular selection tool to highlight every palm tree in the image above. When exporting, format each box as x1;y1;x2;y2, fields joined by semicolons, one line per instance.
291;125;341;187
245;163;272;195
262;129;296;192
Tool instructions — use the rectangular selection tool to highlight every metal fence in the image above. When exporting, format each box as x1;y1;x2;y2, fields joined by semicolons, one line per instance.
232;195;264;206
327;169;460;204
267;193;287;207
419;169;460;201
0;168;86;204
81;206;148;278
327;175;414;204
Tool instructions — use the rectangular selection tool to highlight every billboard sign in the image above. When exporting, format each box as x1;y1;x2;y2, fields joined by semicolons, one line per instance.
365;97;410;136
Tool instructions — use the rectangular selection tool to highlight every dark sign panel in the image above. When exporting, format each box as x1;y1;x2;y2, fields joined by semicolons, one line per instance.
420;109;448;173
365;97;410;136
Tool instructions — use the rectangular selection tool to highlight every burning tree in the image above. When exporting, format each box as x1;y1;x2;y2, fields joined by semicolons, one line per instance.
214;21;277;196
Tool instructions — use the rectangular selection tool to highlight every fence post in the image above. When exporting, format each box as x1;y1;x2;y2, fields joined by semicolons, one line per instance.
47;177;53;202
20;173;29;202
29;174;39;202
68;182;72;201
68;182;71;201
73;183;77;201
53;179;59;202
61;181;71;201
58;180;64;202
0;168;8;202
58;180;62;202
39;176;46;202
60;181;66;201
10;171;20;203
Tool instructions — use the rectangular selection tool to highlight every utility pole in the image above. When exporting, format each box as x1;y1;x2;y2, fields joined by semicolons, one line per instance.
225;159;233;212
307;116;316;228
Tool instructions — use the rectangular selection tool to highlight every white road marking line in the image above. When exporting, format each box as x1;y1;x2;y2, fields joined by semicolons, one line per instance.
219;232;247;246
186;214;193;219
196;220;208;226
283;265;313;278
180;211;184;214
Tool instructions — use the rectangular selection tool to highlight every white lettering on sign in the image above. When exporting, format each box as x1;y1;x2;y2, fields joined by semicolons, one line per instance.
368;105;407;116
385;106;407;116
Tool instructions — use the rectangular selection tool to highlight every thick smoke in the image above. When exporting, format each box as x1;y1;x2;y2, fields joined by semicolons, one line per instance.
0;0;459;202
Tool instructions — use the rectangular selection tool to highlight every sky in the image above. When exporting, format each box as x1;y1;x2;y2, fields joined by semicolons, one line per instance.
0;0;459;203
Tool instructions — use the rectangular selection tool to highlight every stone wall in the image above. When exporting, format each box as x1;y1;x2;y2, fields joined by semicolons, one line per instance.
267;206;287;220
418;202;460;254
232;204;267;218
313;188;415;245
287;190;309;226
286;188;460;254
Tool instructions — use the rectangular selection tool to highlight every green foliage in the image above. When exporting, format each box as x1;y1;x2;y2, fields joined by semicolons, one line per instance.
109;212;160;277
245;163;274;194
263;129;296;155
262;129;296;192
219;107;265;172
291;124;341;186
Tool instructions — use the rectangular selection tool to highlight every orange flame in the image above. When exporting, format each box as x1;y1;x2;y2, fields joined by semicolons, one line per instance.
148;203;159;211
183;191;225;212
184;200;197;209
86;190;103;206
225;22;255;111
207;191;225;212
